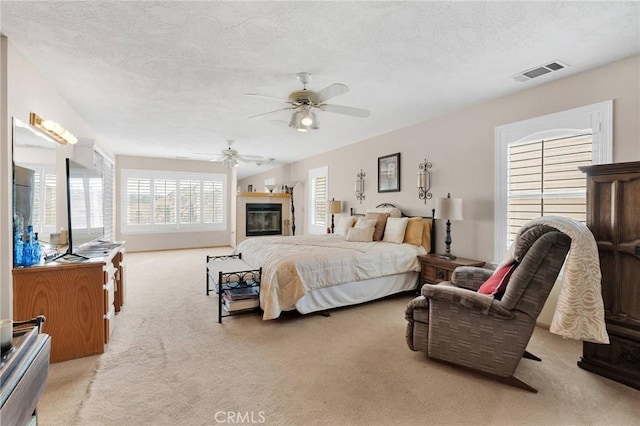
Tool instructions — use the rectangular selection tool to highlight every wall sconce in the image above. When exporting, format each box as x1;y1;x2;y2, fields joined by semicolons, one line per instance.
29;112;78;145
355;169;366;204
417;159;433;203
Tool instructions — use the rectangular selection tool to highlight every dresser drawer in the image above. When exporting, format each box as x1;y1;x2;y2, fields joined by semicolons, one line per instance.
104;305;115;344
103;278;115;315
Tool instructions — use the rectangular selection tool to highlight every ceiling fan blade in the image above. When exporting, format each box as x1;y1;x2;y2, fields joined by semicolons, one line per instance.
319;104;371;118
238;154;266;161
313;83;349;103
244;93;289;102
248;107;293;119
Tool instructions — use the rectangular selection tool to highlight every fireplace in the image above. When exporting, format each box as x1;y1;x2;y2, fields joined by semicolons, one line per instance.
246;203;283;236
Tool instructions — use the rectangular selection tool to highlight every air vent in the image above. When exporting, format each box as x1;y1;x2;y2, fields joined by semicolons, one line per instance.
512;60;569;83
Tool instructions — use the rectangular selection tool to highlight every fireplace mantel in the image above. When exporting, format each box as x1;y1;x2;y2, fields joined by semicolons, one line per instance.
238;192;290;199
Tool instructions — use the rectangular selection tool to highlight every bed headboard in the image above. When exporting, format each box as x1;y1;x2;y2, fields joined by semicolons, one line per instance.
349;203;435;253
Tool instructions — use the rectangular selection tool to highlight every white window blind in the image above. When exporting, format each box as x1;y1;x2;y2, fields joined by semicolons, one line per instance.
507;134;592;247
121;169;227;234
30;167;57;236
154;179;177;225
202;180;224;224
89;177;104;228
93;150;114;241
494;100;612;262
126;178;152;226
69;176;88;229
180;180;201;224
308;166;328;234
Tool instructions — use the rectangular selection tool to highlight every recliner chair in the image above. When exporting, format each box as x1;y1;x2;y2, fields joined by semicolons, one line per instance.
405;223;571;392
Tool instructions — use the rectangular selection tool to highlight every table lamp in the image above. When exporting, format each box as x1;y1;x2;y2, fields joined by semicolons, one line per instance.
434;193;464;260
327;199;343;234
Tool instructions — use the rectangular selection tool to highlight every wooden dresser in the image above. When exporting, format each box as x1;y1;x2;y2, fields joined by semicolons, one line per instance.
12;244;126;363
578;161;640;390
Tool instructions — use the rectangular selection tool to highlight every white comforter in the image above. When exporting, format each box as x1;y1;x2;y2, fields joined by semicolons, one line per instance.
235;235;426;320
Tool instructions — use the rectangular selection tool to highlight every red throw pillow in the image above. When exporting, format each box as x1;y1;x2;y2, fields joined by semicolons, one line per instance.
478;262;517;298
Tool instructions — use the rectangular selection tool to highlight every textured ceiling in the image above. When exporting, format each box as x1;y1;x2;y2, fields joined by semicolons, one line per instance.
1;1;639;178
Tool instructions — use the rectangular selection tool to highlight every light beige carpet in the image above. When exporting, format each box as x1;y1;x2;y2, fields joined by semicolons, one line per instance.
38;247;639;426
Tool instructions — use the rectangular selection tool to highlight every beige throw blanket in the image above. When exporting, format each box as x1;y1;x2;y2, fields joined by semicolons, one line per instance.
235;235;425;320
521;217;609;344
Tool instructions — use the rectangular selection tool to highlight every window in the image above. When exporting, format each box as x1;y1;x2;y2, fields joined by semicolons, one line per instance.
121;169;227;234
495;101;612;261
308;166;328;234
29;165;57;237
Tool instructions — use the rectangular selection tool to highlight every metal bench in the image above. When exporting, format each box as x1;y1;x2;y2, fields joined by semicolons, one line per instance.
206;254;261;323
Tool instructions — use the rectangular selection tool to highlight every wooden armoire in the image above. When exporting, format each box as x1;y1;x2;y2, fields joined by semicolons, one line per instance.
577;161;640;390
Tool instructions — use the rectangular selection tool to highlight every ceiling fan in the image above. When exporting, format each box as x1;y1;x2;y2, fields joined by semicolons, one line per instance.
246;72;371;132
196;140;274;168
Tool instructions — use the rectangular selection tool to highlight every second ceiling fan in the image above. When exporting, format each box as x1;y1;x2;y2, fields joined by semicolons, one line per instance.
246;72;371;131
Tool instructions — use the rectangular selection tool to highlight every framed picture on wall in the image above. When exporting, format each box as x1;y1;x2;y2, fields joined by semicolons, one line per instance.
378;153;401;192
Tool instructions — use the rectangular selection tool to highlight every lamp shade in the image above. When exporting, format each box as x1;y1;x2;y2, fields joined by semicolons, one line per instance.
327;200;343;215
435;196;463;221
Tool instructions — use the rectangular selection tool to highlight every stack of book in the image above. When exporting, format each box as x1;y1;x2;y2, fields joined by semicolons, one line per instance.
222;286;259;313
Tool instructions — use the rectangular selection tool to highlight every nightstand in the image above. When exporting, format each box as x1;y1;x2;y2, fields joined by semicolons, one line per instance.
418;253;485;285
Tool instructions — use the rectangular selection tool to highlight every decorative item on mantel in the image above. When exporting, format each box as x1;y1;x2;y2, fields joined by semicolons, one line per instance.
327;199;343;233
355;169;366;204
434;193;464;260
417;159;433;203
284;181;299;236
265;184;277;193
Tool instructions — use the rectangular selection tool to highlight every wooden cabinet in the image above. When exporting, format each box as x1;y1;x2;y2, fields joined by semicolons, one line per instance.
12;244;126;363
578;161;640;390
418;254;485;285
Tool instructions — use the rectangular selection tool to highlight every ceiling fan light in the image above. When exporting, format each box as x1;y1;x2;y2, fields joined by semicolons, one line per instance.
300;105;313;126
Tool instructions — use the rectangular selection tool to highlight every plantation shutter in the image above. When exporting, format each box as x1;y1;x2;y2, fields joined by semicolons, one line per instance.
154;179;177;224
30;169;57;235
69;176;87;228
312;175;327;227
126;177;151;225
507;134;592;246
88;177;104;228
44;172;57;229
180;180;201;224
202;180;224;224
32;172;42;230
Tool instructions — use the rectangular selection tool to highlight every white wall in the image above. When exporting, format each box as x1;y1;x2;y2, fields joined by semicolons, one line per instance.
115;155;233;252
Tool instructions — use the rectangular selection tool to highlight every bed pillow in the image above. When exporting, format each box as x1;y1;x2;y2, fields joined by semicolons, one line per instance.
422;219;432;253
366;206;402;218
403;217;424;246
364;212;390;241
346;226;375;242
354;217;377;229
335;215;357;236
382;217;409;244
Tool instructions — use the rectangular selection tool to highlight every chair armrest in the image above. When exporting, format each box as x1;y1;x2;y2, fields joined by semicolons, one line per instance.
450;266;495;291
405;296;430;323
421;284;512;319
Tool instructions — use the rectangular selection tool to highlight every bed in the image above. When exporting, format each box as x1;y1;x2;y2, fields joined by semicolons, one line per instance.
233;204;435;320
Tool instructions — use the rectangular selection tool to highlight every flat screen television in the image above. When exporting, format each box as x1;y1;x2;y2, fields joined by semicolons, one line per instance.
65;158;104;255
